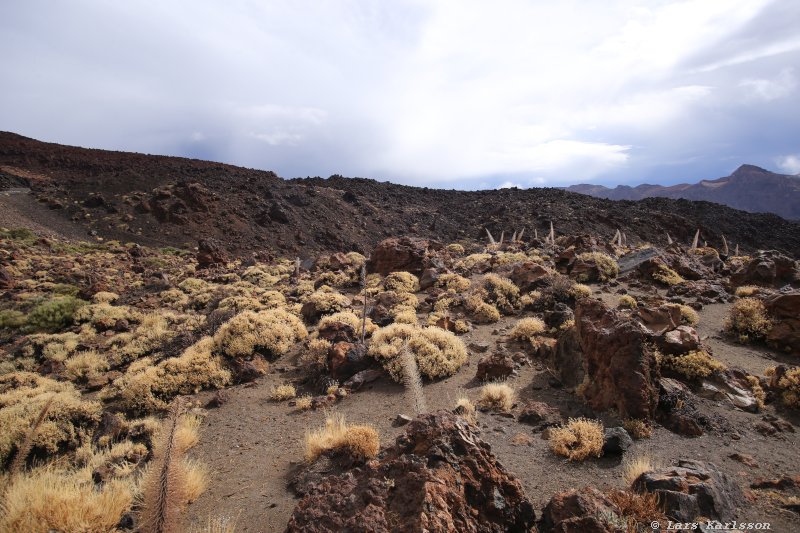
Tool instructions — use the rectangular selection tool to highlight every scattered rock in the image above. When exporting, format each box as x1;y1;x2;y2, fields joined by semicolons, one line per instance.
764;291;800;356
728;453;758;468
632;460;743;523
539;486;621;533
475;352;516;382
469;341;491;353
551;326;584;388
730;250;799;286
509;262;552;292
392;414;412;427
196;239;228;268
659;325;701;355
517;401;561;428
750;475;799;490
343;369;383;390
366;236;443;276
205;389;229;408
602;427;633;455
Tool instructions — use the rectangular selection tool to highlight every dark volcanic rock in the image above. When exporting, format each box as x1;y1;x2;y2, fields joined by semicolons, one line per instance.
602;427;633;455
575;299;660;419
730;250;799;286
764;291;800;356
539;486;621;533
475;352;516;382
632;460;743;523
286;412;536;532
196;239;228;268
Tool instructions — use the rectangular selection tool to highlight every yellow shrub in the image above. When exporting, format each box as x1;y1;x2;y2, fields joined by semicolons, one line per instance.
92;291;119;304
454;395;477;424
481;274;520;312
617;295;637;309
676;304;699;326
464;294;501;324
74;302;137;329
776;367;800;409
392;307;418;325
295;395;313;411
318;311;377;337
242;265;281;288
623;419;652;440
735;285;760;297
159;288;190;309
509;317;546;342
63;351;109;382
303;288;351;318
549;417;604;461
446;243;465;255
569;283;592;300
724;298;772;343
270;384;297;401
108;313;175;366
368;324;467;382
301;338;332;366
102;337;231;415
455;253;491;273
435;273;471;293
658;350;726;380
304;414;379;462
622;454;654;487
493;252;528;266
477;383;515;412
213;309;307;358
383;271;420;293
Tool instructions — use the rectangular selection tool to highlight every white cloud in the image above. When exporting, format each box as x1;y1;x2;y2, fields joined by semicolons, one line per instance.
739;68;797;101
498;181;522;189
777;154;800;174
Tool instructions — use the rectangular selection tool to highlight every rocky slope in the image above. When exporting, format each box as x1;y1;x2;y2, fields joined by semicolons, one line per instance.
2;132;800;258
567;165;800;220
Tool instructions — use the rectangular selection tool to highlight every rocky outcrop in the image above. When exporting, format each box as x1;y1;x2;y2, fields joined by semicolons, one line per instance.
552;326;584;388
196;239;228;268
367;237;444;276
659;326;702;355
764;291;800;356
632;460;743;523
667;280;729;303
475;352;517;382
286;412;536;532
509;262;552;292
730;250;799;286
575;299;660;419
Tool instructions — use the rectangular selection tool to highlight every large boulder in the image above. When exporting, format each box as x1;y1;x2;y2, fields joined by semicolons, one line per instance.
632;460;744;523
764;291;800;356
575;299;660;419
730;250;800;287
286;412;536;532
475;352;516;382
552;326;585;388
367;237;444;276
509;262;552;292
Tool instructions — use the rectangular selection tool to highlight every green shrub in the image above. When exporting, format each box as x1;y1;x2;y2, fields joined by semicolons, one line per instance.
25;297;86;332
0;309;26;329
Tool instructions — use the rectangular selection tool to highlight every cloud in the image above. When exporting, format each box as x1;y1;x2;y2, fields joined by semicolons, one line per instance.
777;154;800;174
0;0;798;189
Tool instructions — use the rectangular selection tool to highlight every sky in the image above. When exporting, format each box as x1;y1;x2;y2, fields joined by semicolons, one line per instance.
1;0;799;190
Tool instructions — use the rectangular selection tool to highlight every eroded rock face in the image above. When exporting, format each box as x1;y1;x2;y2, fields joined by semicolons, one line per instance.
366;237;444;276
575;299;660;419
764;291;800;356
730;250;800;287
539;486;621;533
286;412;536;533
659;326;702;355
632;460;743;523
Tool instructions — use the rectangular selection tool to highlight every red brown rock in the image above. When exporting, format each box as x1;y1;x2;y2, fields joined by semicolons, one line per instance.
730;250;799;286
286;412;536;532
509;261;552;292
764;291;800;356
475;352;516;382
366;237;443;276
575;299;660;420
196;238;228;268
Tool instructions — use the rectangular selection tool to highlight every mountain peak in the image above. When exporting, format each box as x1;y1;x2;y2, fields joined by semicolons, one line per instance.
732;164;769;175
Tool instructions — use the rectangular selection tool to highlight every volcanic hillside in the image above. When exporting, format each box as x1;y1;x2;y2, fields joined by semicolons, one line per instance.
2;131;799;257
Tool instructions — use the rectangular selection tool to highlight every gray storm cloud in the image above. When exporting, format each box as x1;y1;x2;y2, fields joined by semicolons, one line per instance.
1;0;798;189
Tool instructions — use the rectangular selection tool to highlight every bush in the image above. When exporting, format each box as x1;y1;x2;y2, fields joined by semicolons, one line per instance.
463;295;501;324
675;304;699;326
383;271;420;293
368;324;467;382
549;417;604;462
74;302;135;330
0;372;102;465
318;311;377;337
303;288;350;319
658;350;725;380
304;414;379;463
481;274;520;313
575;252;619;282
25;296;85;332
477;383;515;412
0;310;26;329
617;295;637;309
63;351;109;382
509;317;546;342
771;367;800;408
435;273;471;293
724;298;772;343
101;337;231;415
213;309;307;359
735;285;761;297
270;384;296;401
569;283;592;300
446;243;465;255
622;419;652;440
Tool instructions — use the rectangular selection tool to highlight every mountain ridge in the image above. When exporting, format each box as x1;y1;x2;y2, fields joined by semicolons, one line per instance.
1;131;799;257
566;164;800;220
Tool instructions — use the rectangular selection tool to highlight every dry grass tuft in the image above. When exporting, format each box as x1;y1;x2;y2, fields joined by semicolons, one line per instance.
607;489;666;531
617;295;637;309
651;264;684;286
0;466;133;533
454;395;477;424
477;382;515;412
304;414;379;463
270;384;297;401
622;453;654;487
549;417;604;462
295;395;313;411
724;297;772;343
735;285;761;297
677;304;699;326
622;419;653;440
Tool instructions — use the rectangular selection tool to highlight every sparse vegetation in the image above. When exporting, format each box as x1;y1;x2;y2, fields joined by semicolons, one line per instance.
622;453;654;487
617;294;637;309
383;271;420;293
548;417;604;462
575;252;619;282
658;350;726;380
368;324;467;382
214;309;307;358
270;384;297;401
509;317;546;342
650;263;683;286
623;418;652;440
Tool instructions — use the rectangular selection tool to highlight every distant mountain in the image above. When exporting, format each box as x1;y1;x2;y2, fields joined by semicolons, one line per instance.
566;165;800;220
